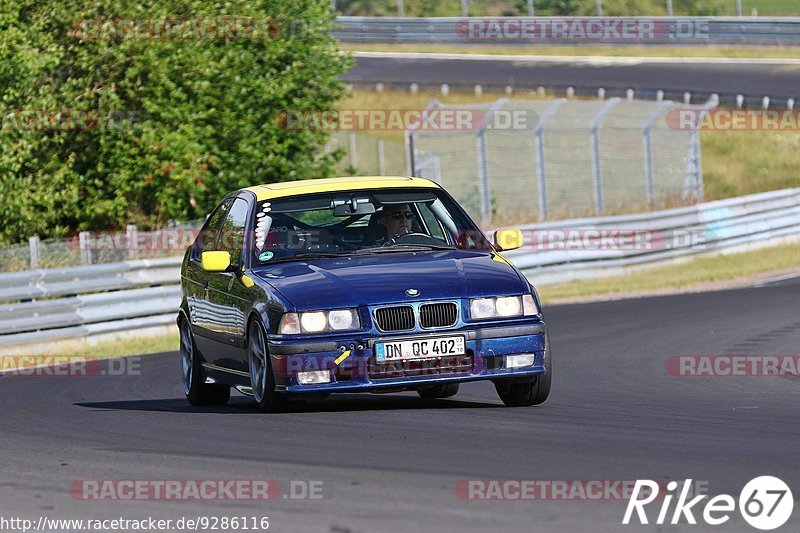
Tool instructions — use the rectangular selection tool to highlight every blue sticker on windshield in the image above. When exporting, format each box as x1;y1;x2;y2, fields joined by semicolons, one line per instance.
259;251;274;262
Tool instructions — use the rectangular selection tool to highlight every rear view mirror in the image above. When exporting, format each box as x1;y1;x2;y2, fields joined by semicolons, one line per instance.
332;195;376;216
201;251;232;272
494;229;524;252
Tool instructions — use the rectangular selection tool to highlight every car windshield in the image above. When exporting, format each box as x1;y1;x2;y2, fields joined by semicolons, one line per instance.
252;188;492;264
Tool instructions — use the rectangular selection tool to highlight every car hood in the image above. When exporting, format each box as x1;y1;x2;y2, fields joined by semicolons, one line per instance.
252;250;526;310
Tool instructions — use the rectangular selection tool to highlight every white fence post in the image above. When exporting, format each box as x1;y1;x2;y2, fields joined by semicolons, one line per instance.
642;102;673;208
475;130;491;227
79;231;93;265
693;130;704;200
589;98;621;215
348;131;358;169
404;130;415;176
474;99;508;227
29;236;40;269
534;99;567;221
126;224;138;259
377;138;386;176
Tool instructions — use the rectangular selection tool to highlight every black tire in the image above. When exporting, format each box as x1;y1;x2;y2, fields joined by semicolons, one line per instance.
495;336;552;407
417;383;460;399
180;318;231;406
248;320;289;413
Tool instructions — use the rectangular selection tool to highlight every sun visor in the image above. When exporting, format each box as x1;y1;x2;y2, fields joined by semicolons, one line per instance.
372;191;438;205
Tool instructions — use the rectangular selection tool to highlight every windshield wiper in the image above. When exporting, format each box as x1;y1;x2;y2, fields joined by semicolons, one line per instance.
354;244;455;254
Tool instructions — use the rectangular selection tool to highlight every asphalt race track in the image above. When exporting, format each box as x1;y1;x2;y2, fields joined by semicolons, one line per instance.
344;52;800;103
1;277;799;533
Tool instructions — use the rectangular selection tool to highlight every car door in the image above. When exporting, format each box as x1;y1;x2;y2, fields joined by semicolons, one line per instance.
203;195;253;371
186;197;233;360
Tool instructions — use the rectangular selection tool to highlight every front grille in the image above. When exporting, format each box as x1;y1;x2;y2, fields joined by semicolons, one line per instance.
369;354;473;380
419;302;458;329
373;305;415;332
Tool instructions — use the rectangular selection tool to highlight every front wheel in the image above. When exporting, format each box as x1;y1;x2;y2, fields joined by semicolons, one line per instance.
495;338;552;407
248;320;288;413
180;319;230;406
494;374;550;407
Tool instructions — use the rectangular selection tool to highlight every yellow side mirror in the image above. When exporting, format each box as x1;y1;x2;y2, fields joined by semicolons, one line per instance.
201;251;232;272
494;229;523;252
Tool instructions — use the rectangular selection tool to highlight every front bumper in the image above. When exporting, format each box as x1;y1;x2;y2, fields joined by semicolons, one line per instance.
267;321;548;394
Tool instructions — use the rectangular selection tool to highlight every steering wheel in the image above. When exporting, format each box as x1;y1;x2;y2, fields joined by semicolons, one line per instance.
383;232;441;247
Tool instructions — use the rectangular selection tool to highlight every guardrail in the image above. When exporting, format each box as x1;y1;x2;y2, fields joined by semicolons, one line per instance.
507;188;800;284
334;16;800;46
0;258;181;352
0;188;798;352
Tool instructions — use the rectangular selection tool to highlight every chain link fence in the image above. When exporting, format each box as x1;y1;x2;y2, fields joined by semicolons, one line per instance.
329;98;717;227
414;97;715;225
332;96;716;227
0;221;202;273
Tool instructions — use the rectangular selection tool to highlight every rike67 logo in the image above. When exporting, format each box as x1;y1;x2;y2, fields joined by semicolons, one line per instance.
623;477;793;530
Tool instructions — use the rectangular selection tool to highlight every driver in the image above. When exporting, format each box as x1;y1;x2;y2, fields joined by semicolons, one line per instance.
380;203;415;241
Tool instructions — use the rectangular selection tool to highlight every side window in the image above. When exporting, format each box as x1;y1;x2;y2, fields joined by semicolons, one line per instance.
417;202;449;243
198;199;233;254
217;198;250;266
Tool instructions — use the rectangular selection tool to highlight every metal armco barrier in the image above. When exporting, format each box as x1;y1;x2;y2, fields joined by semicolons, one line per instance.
334;17;800;46
507;188;800;285
0;258;181;352
0;188;798;350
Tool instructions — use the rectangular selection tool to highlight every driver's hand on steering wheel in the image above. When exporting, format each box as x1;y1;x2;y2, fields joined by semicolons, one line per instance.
391;227;412;239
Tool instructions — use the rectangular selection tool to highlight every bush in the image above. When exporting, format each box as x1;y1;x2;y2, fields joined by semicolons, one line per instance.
0;0;351;245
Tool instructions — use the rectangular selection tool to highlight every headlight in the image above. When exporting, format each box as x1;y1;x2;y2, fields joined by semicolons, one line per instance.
495;296;521;317
328;309;357;330
278;309;360;334
470;298;496;320
300;311;327;333
470;295;539;320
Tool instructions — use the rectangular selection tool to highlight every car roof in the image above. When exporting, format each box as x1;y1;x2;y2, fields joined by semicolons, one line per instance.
243;176;440;201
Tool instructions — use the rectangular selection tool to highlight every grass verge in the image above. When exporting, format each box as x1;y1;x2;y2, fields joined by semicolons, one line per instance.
344;43;800;60
27;331;179;358
538;241;800;303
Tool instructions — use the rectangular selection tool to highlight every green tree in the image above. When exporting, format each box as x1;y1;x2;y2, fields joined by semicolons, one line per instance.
0;0;351;244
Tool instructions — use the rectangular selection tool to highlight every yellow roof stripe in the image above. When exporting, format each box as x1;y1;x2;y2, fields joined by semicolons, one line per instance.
243;176;440;201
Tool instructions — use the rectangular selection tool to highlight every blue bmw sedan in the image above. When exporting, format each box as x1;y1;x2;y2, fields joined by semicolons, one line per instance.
179;176;550;412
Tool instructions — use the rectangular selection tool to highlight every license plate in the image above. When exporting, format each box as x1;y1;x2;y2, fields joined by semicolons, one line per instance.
375;336;465;362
